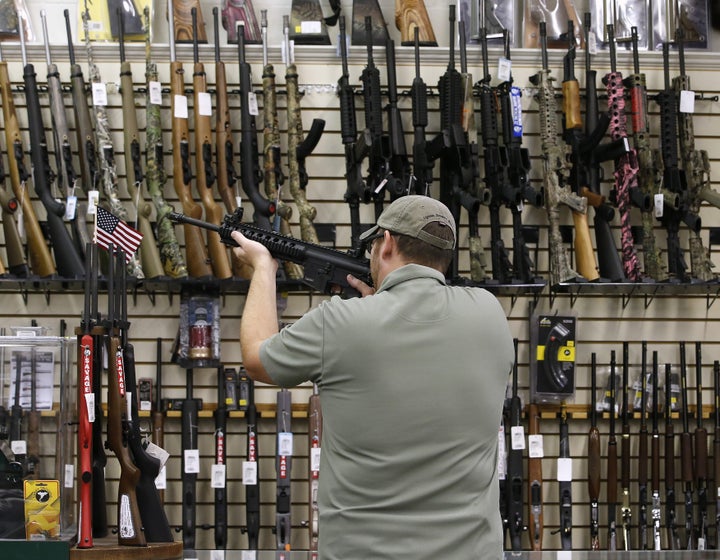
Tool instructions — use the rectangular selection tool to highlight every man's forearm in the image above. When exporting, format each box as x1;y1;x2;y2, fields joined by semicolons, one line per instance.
241;260;279;384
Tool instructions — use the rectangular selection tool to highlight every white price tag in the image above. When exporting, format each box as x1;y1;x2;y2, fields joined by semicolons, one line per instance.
184;449;200;473
679;89;695;113
87;190;100;215
510;425;526;450
145;441;170;468
92;82;108;106
278;432;294;456
247;91;259;116
497;57;511;82
654;193;664;218
211;463;226;488
85;392;95;423
11;440;26;455
149;81;162;105
155;465;167;489
198;92;212;116
557;457;573;481
310;447;321;472
174;94;189;119
64;464;75;488
211;550;226;560
140;400;151;411
65;195;77;220
588;30;598;55
528;434;544;458
17;207;24;240
300;20;322;34
242;460;258;485
241;551;257;560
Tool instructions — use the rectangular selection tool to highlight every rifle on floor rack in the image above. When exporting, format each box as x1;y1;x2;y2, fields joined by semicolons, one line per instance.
607;351;618;550
19;20;84;279
527;402;543;550
168;0;212;278
143;7;187;279
275;388;292;551
238;21;275;232
192;7;231;280
169;209;372;297
212;366;229;549
283;14;325;244
588;353;601;550
694;342;708;548
621;342;633;549
104;246;146;545
118;11;164;280
557;404;572;549
666;362;681;549
674;29;717;282
505;339;524;551
651;351;662;550
308;384;322;557
679;342;695;549
39;10;89;263
240;372;260;548
82;4;143;278
530;21;584;286
638;342;649;550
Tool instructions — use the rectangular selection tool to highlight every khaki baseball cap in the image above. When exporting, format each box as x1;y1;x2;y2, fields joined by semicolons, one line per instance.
359;196;456;250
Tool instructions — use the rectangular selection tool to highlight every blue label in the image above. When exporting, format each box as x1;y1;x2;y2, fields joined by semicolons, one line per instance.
510;86;523;138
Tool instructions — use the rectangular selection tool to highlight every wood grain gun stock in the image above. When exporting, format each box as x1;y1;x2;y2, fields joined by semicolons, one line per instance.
0;168;28;276
172;0;206;43
169;209;371;297
221;0;260;43
714;360;720;545
395;0;436;46
191;7;231;279
168;0;212;278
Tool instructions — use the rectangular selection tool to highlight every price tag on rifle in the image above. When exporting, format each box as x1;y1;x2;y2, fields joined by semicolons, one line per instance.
300;21;322;35
510;426;526;450
17;207;24;240
310;446;322;472
149;81;162;105
155;465;167;490
64;464;75;488
11;440;26;455
528;434;544;458
87;190;99;215
679;89;695;113
85;392;95;423
92;82;108;106
184;448;200;473
278;432;294;456
497;425;506;479
211;463;226;488
242;460;257;485
198;92;212;117
654;194;664;218
556;457;572;481
65;195;77;220
241;551;257;560
174;94;189;119
497;57;511;82
145;441;170;469
247;91;259;116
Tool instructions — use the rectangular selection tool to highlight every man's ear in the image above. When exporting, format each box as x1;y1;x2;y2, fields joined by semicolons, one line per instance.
379;230;395;259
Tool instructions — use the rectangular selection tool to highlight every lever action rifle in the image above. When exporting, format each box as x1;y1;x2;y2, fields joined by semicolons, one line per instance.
505;339;524;551
651;351;662;550
19;20;84;279
530;21;585;286
238;21;276;231
143;7;187;278
191;7;231;279
666;362;681;549
557;404;572;549
608;351;618;550
170;208;372;297
588;353;601;550
638;342;649;550
694;342;708;548
283;14;325;244
118;11;164;279
168;0;212;278
621;342;633;549
679;342;695;549
276;388;292;550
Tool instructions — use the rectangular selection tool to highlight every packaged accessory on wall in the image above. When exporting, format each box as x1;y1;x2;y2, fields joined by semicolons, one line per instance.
176;290;221;368
531;313;577;402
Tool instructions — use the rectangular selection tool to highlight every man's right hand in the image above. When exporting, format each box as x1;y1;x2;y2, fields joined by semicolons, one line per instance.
346;274;375;297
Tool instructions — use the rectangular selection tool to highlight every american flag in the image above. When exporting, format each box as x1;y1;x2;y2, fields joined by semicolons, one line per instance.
94;206;143;262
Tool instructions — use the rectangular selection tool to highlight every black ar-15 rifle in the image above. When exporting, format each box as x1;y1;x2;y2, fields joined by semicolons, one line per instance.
170;209;371;297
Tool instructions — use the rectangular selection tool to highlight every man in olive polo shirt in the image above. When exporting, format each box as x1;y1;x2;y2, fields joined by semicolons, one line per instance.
232;196;514;559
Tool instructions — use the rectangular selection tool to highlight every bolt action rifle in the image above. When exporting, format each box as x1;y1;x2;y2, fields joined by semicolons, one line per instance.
530;21;585;286
674;29;717;282
527;402;543;550
275;388;292;550
283;14;325;244
608;351;618;550
589;354;601;550
638;342;650;550
117;10;165;280
505;339;524;550
18;21;85;279
191;7;231;279
694;342;708;548
83;3;143;279
621;342;633;549
666;362;681;549
170;208;372;297
238;20;276;232
40;10;90;265
0;44;53;279
651;351;662;550
557;404;572;549
655;39;701;282
168;0;212;278
143;7;187;279
679;342;695;549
